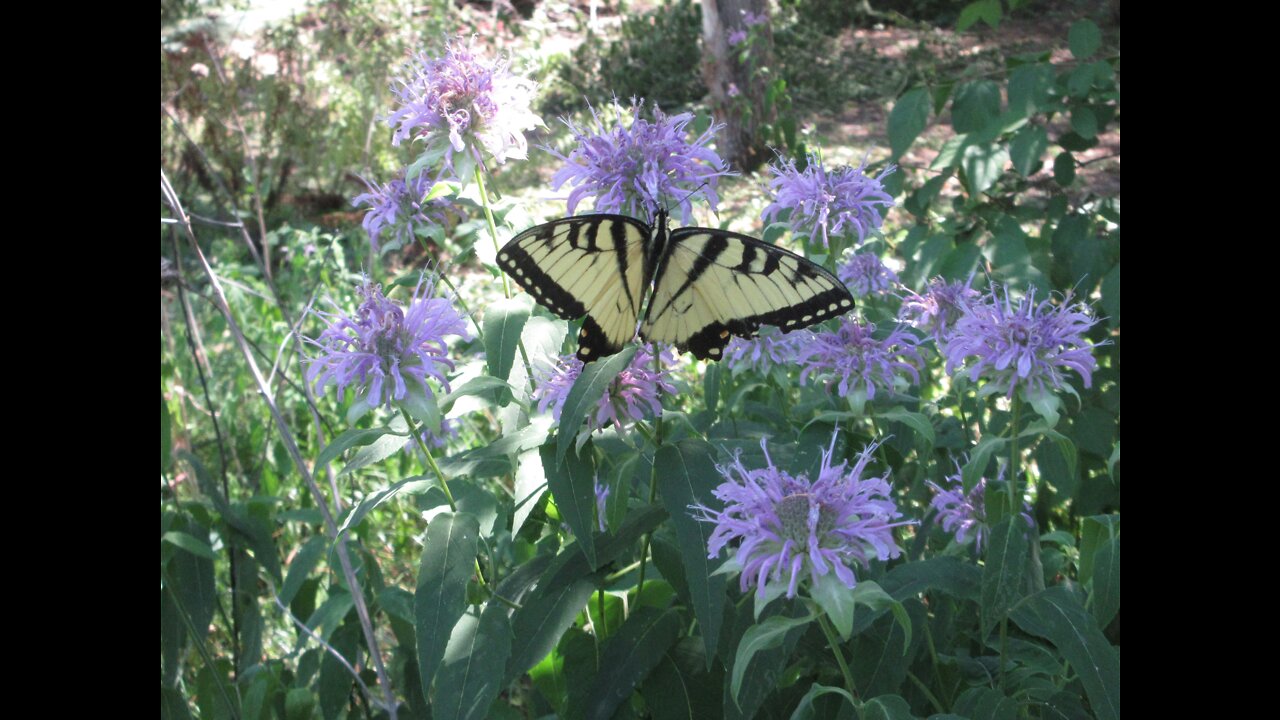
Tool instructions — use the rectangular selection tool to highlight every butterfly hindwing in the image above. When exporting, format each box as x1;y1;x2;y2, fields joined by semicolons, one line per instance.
497;215;652;362
641;228;854;360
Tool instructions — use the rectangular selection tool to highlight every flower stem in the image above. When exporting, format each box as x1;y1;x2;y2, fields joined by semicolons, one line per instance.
400;405;458;512
1008;395;1022;517
473;164;510;298
636;351;664;596
817;612;858;702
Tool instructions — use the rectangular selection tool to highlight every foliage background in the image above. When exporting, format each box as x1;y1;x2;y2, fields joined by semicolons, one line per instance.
161;1;1119;718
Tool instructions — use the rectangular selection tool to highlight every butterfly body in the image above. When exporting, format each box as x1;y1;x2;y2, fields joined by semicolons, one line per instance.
497;211;854;362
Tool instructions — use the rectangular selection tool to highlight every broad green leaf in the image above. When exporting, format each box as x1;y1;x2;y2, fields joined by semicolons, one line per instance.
960;142;1009;196
888;88;931;160
962;437;1007;491
853;581;912;648
955;687;1017;720
424;179;461;202
161;686;195;720
569;607;681;720
790;683;855;720
1070;106;1098;140
318;620;359;720
163;531;217;561
540;442;598;568
875;407;935;450
484;296;531;383
951;81;1002;134
982;518;1031;633
861;694;917;720
1079;514;1120;584
731;613;814;704
957;0;1001;31
810;573;856;639
280;535;326;606
513;447;547;535
1008;64;1054;116
883;557;981;601
1053;152;1076;186
441;376;520;413
339;428;411;476
299;590;353;652
655;441;728;663
931;133;972;170
434;602;513;720
640;638;723;720
850;600;926;699
284;689;314;720
415;511;481;698
1069;20;1102;59
556;345;639;460
1011;587;1120;720
1009;125;1049;177
337;476;434;536
317;427;405;468
1091;537;1120;627
400;383;441;432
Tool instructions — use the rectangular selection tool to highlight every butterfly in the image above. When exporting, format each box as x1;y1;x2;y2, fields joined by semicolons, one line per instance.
496;211;854;362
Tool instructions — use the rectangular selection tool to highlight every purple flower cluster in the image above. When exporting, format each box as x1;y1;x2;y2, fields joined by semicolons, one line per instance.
763;154;896;247
307;276;470;410
728;29;748;46
898;277;980;341
387;38;541;171
943;286;1100;399
796;319;924;407
547;101;732;225
838;251;899;297
695;436;909;599
928;469;1033;552
723;329;811;376
352;171;450;252
741;10;768;26
533;345;677;433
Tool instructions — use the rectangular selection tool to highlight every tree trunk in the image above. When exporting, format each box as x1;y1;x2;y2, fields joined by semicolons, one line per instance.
700;0;774;172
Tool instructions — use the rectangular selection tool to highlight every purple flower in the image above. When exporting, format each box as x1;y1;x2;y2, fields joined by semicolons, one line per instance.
594;478;611;532
898;277;980;341
728;29;748;46
723;328;811;376
742;10;768;26
352;170;451;253
942;285;1101;401
307;275;470;411
533;344;677;433
727;83;741;98
694;435;910;600
387;38;541;171
838;251;899;297
796;319;924;409
762;153;896;248
928;468;1033;552
547;100;732;225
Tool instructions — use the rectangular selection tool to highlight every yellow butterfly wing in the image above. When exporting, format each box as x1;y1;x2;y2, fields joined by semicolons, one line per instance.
640;228;854;360
497;215;653;362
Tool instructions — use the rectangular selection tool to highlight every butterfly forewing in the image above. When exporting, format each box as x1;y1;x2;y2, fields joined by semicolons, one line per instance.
640;229;854;360
497;215;652;362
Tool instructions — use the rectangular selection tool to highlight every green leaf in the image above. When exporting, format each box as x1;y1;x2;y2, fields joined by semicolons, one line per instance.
280;535;327;606
318;620;359;720
1070;106;1098;139
424;180;461;202
951;80;1002;134
434;602;514;720
556;345;639;460
400;383;441;431
810;573;856;639
962;437;1007;490
875;408;935;451
883;557;981;602
415;511;481;699
861;695;917;720
339;428;412;476
888;88;931;160
1008;64;1054;116
1101;263;1120;327
982;518;1031;633
960;142;1009;196
642;640;724;720
163;531;218;561
853;581;912;648
316;427;404;468
654;441;728;663
1069;20;1102;59
957;0;1001;31
1011;587;1120;720
1053;152;1076;187
731;613;814;704
790;683;855;720
513;447;547;535
955;687;1017;720
540;442;598;568
484;296;531;383
441;376;519;413
569;607;682;720
337;476;435;536
1091;537;1120;628
1079;514;1120;585
1009;125;1049;177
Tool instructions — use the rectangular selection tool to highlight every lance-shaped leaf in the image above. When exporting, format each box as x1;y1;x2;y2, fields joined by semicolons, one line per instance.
484;296;531;383
555;345;639;460
982;517;1030;634
415;511;480;699
434;602;514;720
541;442;598;568
567;607;681;720
1011;587;1120;720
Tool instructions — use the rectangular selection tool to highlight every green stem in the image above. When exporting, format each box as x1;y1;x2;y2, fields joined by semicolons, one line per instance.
473;164;510;298
421;237;484;344
400;406;458;512
817;613;858;702
922;618;954;708
636;352;665;596
596;590;608;641
906;671;946;715
953;382;974;446
1008;395;1022;517
605;560;642;585
163;571;241;719
999;614;1009;693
